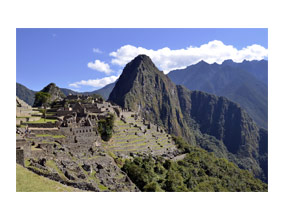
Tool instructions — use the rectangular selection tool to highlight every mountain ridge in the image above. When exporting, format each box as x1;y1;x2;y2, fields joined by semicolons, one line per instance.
167;59;268;129
16;82;115;106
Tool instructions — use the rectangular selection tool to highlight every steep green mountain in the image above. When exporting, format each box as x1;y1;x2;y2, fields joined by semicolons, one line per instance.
33;83;65;107
109;55;195;142
168;60;268;129
108;55;268;182
16;83;36;106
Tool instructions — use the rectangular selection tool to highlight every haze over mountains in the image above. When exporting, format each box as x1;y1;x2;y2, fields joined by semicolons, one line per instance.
108;55;268;182
168;59;268;129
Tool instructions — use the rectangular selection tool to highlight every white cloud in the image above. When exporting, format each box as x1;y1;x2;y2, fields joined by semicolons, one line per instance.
109;40;268;73
87;59;113;75
93;48;102;53
69;75;119;89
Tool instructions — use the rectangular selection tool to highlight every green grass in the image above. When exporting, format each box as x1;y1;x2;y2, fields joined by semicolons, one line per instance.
26;118;58;124
16;164;81;192
46;112;56;116
98;183;108;191
16;124;27;128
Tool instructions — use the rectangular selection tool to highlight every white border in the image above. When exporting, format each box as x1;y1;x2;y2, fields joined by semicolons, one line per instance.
1;0;288;217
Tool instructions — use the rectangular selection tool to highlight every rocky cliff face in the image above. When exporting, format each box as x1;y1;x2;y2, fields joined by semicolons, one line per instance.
109;55;268;182
177;85;268;181
109;55;195;143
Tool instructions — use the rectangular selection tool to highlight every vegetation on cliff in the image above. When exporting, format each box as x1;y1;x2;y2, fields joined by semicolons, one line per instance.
122;146;267;192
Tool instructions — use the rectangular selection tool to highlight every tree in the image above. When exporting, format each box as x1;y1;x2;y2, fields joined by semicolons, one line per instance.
33;92;51;107
97;113;115;141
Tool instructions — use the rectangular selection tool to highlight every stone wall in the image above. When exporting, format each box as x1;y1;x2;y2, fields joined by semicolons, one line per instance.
16;138;31;159
16;149;24;166
26;122;59;128
56;110;74;116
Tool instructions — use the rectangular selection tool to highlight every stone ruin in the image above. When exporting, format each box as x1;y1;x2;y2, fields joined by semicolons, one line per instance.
16;94;178;191
16;97;41;125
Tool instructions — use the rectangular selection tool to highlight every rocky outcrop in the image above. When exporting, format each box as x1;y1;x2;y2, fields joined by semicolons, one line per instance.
33;83;65;107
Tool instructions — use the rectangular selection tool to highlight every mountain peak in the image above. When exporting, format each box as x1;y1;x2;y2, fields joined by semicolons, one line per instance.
34;82;65;106
222;59;235;64
197;60;209;65
127;54;159;73
108;54;168;109
133;54;151;62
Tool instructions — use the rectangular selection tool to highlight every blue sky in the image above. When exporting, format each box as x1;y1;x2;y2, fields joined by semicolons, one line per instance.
16;28;268;92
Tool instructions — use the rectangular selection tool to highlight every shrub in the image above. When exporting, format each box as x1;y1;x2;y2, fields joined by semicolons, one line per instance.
97;113;115;141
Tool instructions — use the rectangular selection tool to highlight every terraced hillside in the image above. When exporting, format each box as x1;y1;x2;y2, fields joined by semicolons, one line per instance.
21;129;139;192
105;113;177;158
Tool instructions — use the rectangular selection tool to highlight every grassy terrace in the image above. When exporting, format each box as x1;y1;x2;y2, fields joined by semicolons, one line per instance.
26;118;58;124
113;135;139;140
16;164;80;192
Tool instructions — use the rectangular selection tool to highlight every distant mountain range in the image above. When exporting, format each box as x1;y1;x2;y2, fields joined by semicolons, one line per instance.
108;55;268;182
16;82;116;106
167;59;268;129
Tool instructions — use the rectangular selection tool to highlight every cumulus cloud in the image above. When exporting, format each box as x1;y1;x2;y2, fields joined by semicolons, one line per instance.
109;40;268;73
69;75;119;89
93;48;102;53
87;59;113;75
